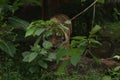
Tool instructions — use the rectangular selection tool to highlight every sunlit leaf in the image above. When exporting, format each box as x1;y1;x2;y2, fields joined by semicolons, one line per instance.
42;41;53;49
90;25;101;35
65;20;71;25
113;55;120;60
34;28;45;36
43;41;53;49
25;27;36;37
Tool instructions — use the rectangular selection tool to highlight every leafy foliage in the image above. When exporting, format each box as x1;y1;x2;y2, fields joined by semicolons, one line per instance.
0;0;29;57
0;39;16;57
56;25;102;74
23;19;69;69
0;0;120;80
102;66;120;80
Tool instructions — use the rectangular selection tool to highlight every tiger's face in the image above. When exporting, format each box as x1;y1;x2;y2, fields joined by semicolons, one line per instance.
49;32;65;49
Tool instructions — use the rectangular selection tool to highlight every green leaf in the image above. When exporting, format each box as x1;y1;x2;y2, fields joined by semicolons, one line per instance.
56;47;68;63
31;45;41;52
8;17;29;30
29;66;39;73
71;40;80;48
42;41;53;49
72;36;86;40
65;20;72;24
70;54;81;66
38;60;48;69
102;76;112;80
0;40;16;57
57;60;69;75
113;66;120;72
90;25;101;35
34;28;45;36
47;53;56;61
97;0;105;4
25;27;36;37
89;38;102;45
22;51;30;57
40;48;47;55
44;30;53;37
69;48;85;66
23;52;38;62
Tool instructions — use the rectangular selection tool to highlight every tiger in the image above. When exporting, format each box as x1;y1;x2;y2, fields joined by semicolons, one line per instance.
49;14;72;59
49;14;72;50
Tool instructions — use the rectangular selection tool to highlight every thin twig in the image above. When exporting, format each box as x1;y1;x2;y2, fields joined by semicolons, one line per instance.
70;0;98;21
91;3;96;28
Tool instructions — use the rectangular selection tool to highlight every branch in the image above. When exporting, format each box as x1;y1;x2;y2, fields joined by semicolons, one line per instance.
71;0;98;21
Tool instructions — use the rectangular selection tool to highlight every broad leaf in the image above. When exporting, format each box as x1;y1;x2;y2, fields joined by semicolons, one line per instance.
56;47;68;63
42;41;53;49
113;66;120;72
65;20;72;25
25;27;36;37
38;60;48;69
0;40;16;57
34;28;45;36
8;17;29;30
47;53;56;61
69;48;85;66
89;38;102;45
70;54;81;66
22;51;30;57
40;48;47;55
90;25;101;35
23;52;38;62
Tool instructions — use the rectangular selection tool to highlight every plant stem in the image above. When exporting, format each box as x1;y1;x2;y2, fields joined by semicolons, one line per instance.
91;3;96;28
34;36;41;46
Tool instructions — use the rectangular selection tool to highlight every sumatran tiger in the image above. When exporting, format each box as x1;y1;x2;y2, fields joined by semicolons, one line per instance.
49;14;72;58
